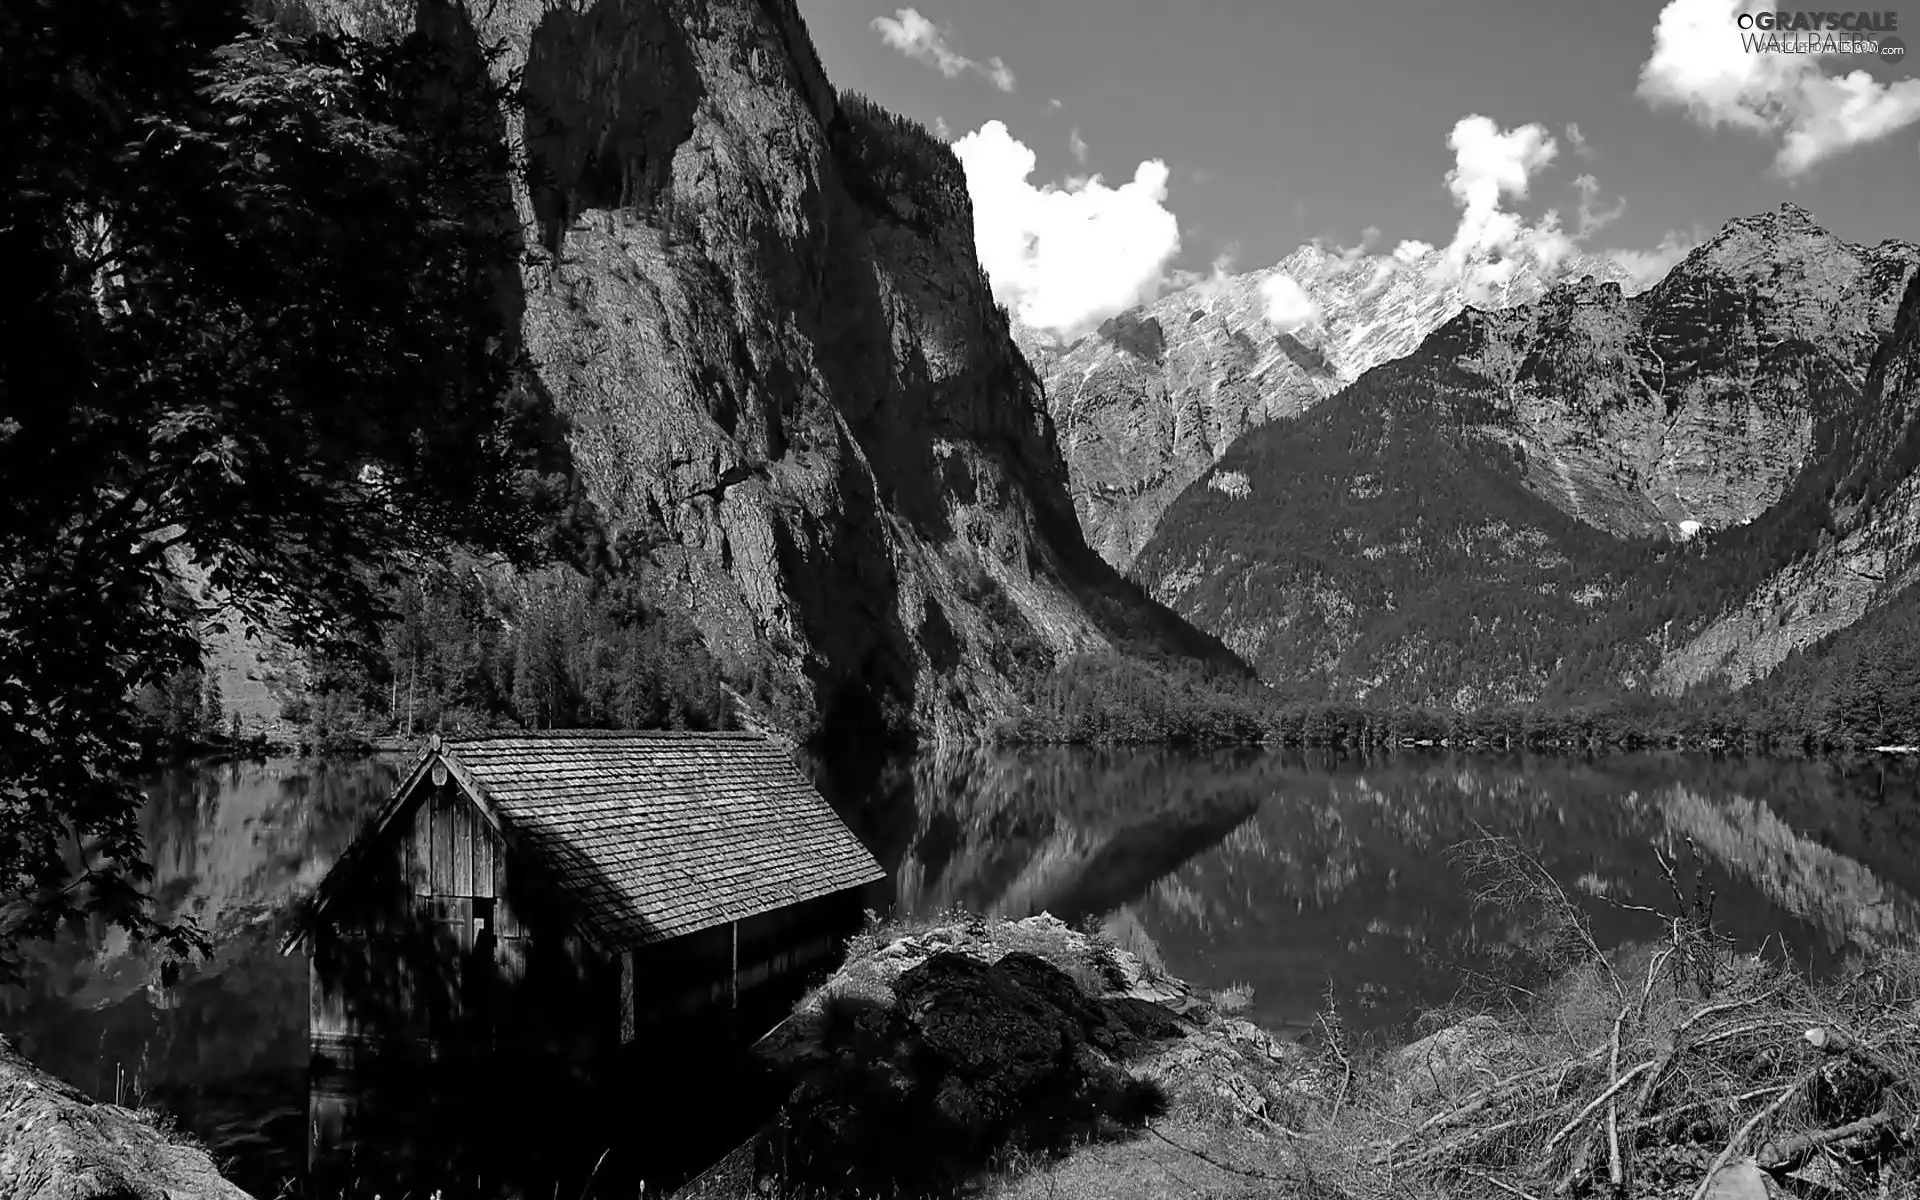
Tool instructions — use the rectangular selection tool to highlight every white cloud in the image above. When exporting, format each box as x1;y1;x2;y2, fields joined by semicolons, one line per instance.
1048;98;1063;109
1138;112;1682;319
1637;0;1920;174
953;120;1182;337
933;116;952;141
1312;226;1382;264
872;8;1017;92
1566;122;1596;158
1573;173;1627;238
1260;273;1320;331
1170;252;1238;300
1777;69;1920;173
1607;229;1701;289
1069;128;1089;164
1438;115;1559;275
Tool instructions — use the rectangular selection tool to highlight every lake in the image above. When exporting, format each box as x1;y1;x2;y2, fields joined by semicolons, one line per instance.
5;748;1918;1196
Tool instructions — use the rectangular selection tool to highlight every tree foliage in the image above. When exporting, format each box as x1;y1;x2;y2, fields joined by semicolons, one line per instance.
292;557;736;751
0;0;571;969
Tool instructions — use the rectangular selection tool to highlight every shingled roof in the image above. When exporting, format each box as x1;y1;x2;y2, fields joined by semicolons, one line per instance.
301;730;885;952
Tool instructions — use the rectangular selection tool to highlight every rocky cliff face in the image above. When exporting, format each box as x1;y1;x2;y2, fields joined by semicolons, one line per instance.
1459;204;1918;539
1022;245;1635;570
1131;206;1920;706
311;0;1225;742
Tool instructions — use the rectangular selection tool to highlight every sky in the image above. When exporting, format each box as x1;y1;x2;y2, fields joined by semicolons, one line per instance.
799;0;1920;337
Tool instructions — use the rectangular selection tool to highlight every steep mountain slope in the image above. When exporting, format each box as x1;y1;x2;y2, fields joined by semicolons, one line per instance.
1022;245;1635;570
304;0;1230;742
1133;206;1920;706
1658;266;1920;698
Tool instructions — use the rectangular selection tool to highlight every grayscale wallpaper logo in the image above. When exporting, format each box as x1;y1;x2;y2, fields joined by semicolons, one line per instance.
1736;9;1909;65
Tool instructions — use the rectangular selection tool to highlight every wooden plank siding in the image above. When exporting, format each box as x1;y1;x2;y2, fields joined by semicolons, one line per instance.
620;890;862;1036
453;798;473;897
313;780;563;1058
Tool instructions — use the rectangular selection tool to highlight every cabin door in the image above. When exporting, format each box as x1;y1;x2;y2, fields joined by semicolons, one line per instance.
467;898;497;1045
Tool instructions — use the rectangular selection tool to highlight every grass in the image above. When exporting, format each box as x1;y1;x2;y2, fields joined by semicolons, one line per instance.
1211;983;1256;1015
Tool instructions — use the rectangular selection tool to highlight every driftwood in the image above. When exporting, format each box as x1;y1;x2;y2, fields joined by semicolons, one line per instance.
1757;1109;1897;1174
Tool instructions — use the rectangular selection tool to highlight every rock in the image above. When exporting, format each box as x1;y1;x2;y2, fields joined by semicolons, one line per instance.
1392;1015;1522;1102
1103;997;1191;1044
1138;1034;1293;1126
0;1036;253;1200
779;948;1187;1192
1016;914;1070;932
1702;1157;1779;1200
1216;1017;1301;1066
893;953;1080;1107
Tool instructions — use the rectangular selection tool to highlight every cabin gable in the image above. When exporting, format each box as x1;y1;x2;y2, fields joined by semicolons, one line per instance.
307;766;614;1061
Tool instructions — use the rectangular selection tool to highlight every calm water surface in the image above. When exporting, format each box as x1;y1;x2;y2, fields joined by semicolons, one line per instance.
5;748;1918;1196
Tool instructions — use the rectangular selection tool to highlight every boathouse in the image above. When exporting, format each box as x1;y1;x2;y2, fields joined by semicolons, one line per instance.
284;730;885;1064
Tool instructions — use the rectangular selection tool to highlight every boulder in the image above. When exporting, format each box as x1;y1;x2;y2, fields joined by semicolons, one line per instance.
1392;1014;1522;1103
0;1036;252;1200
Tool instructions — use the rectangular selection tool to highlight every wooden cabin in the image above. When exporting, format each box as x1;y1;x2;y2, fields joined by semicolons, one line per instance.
284;730;885;1066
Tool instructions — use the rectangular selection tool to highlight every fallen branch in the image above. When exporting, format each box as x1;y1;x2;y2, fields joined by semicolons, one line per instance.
1620;994;1789;1136
1606;1003;1629;1197
1690;1017;1804;1052
1460;1167;1545;1200
1757;1109;1896;1174
1413;1046;1609;1135
1675;987;1788;1038
1541;1060;1656;1160
1688;1074;1809;1200
1374;1113;1543;1168
1637;943;1675;1023
1147;1126;1290;1182
1803;1026;1905;1083
1622;1085;1796;1138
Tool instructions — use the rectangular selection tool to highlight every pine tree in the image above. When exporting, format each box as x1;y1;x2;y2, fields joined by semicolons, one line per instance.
201;672;225;741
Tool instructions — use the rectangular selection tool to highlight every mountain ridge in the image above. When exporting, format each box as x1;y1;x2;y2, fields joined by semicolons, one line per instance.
1019;239;1643;570
1128;204;1920;709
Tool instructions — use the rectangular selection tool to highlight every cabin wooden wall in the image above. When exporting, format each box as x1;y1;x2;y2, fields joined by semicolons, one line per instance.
310;778;615;1060
623;888;865;1040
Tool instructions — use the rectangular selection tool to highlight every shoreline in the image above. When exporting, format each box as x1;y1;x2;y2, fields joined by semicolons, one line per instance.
678;910;1920;1200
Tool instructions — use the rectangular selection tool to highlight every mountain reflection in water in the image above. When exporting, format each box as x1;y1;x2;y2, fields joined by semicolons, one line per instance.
3;749;1916;1196
879;748;1920;1040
